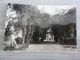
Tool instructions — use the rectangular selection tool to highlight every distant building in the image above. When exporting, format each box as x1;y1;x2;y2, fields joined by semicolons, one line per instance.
45;28;54;42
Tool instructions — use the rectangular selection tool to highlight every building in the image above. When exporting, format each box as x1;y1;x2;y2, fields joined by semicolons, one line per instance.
45;28;54;42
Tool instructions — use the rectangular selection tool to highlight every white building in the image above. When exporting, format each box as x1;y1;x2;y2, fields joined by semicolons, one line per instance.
45;28;54;42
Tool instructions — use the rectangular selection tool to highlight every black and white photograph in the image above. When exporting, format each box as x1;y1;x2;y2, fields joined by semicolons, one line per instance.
1;0;80;60
2;3;76;51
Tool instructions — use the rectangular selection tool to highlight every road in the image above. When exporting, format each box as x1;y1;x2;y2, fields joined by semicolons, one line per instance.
0;44;79;60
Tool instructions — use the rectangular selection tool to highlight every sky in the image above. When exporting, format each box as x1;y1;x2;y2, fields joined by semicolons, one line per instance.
36;5;76;26
37;5;75;15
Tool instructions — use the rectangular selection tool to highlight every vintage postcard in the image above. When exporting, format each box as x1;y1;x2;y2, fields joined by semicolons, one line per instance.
2;3;76;52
